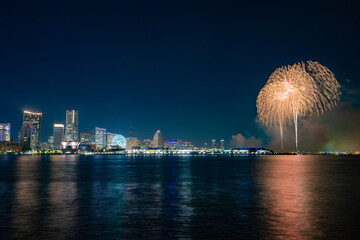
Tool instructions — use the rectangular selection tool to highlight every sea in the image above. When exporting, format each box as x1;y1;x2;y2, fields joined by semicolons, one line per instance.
0;154;359;240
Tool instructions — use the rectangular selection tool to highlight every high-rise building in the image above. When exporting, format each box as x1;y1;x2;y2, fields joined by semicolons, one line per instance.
220;139;225;150
53;124;64;150
22;111;42;149
64;110;79;142
20;126;32;150
0;123;11;143
152;130;163;148
106;132;114;149
95;127;106;149
211;139;216;149
80;132;94;145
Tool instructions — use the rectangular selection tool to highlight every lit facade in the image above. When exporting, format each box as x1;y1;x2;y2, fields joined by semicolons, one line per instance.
211;139;216;149
126;138;139;149
152;130;163;148
80;132;94;145
137;138;152;149
95;127;107;149
169;140;177;149
48;136;54;145
0;123;11;143
107;133;127;149
53;124;64;150
61;141;80;150
64;110;79;142
220;139;225;150
22;111;42;149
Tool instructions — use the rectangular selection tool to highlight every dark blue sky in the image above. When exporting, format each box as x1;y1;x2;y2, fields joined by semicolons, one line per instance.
1;0;359;146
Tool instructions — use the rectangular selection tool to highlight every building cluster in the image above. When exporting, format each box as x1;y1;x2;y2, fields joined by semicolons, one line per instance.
1;110;216;154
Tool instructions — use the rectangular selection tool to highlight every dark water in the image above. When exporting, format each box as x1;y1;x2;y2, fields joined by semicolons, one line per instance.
0;155;360;240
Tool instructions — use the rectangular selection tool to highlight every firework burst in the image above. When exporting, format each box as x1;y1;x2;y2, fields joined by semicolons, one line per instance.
256;61;341;151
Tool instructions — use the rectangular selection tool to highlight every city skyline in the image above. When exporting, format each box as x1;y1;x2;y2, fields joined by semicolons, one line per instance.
1;1;359;152
3;109;230;148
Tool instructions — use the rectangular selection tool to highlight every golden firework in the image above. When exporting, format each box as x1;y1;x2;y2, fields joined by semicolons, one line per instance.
256;61;341;151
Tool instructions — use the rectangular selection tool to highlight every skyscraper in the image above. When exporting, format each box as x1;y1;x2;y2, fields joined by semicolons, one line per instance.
220;139;225;150
20;126;32;150
64;110;79;142
211;139;216;149
0;123;11;143
152;130;163;148
95;127;106;149
80;132;94;145
22;111;42;149
106;132;114;149
53;124;64;150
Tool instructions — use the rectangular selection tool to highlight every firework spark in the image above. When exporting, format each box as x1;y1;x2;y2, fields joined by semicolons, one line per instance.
256;61;341;151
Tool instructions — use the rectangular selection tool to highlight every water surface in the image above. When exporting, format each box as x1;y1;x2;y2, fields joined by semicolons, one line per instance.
0;155;359;239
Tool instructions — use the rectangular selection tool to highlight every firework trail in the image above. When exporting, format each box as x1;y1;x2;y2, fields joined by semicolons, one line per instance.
256;61;340;151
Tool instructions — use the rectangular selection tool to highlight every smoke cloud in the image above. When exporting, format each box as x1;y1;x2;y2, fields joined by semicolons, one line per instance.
230;133;263;148
231;83;360;153
263;83;360;153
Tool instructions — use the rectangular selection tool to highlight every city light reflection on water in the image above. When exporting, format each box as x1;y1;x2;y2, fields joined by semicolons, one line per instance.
0;155;360;239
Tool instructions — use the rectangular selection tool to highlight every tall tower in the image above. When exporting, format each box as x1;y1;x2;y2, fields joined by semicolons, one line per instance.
211;139;216;149
152;130;163;148
20;126;32;150
0;123;11;143
95;127;107;150
220;139;225;150
64;110;79;142
22;111;42;149
53;124;64;150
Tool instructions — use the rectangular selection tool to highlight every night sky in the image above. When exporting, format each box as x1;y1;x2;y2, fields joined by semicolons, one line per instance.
1;0;359;149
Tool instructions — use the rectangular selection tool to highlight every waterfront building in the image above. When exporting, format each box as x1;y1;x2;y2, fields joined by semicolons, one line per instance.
211;139;216;149
107;133;127;149
40;142;53;151
48;136;54;147
95;127;107;149
164;140;169;148
0;144;22;152
106;132;114;149
61;142;80;153
220;139;225;150
53;124;64;150
80;132;94;145
126;138;139;149
169;140;177;149
181;141;194;150
137;138;152;149
0;123;11;143
64;110;79;142
232;147;272;155
153;130;163;148
21;111;42;149
20;126;32;150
